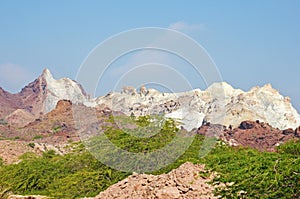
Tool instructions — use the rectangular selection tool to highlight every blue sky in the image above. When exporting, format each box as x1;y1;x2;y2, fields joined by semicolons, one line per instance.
0;0;299;110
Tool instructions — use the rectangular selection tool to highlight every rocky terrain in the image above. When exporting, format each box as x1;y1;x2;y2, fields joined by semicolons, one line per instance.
94;162;221;199
197;120;300;151
0;140;37;164
0;68;299;199
0;68;299;162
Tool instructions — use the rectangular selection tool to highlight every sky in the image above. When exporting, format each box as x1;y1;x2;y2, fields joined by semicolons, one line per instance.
0;0;299;110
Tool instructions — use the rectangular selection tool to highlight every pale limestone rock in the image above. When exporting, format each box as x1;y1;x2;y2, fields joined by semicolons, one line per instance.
42;69;95;113
95;82;300;130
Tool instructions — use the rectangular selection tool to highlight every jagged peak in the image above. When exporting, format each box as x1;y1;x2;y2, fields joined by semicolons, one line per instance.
41;68;53;80
250;83;279;94
261;83;275;91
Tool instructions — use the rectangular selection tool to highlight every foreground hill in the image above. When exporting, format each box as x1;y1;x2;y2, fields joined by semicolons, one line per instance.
94;162;219;199
0;127;299;198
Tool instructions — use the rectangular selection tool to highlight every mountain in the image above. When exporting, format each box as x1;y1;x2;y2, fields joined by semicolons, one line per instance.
0;68;299;130
96;82;300;130
0;69;92;126
16;68;92;116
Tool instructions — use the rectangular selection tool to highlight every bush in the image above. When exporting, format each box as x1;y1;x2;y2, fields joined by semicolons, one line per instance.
0;150;129;198
28;143;35;148
0;115;299;198
277;139;300;155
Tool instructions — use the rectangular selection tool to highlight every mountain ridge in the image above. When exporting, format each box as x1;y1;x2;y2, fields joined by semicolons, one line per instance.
0;68;299;130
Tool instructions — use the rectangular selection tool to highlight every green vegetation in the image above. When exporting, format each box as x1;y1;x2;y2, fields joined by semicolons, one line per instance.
277;139;300;155
0;119;7;125
52;125;61;133
201;145;300;198
103;117;179;153
28;143;35;148
14;136;20;140
33;135;43;140
0;116;299;198
0;150;129;198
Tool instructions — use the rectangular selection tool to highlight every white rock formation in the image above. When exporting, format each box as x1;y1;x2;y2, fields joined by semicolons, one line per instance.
95;82;300;130
41;69;95;113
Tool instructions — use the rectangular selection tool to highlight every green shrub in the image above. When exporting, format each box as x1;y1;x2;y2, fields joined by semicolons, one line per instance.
0;115;299;198
28;143;35;148
277;139;300;155
33;135;43;140
0;150;129;198
52;126;61;133
42;150;57;159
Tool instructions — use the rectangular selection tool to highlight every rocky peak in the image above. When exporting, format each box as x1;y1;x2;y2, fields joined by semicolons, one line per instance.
4;68;92;118
41;68;53;80
121;86;137;95
139;84;148;96
206;82;243;98
250;83;279;95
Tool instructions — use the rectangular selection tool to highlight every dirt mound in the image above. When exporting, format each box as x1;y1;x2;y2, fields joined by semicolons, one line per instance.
94;162;221;199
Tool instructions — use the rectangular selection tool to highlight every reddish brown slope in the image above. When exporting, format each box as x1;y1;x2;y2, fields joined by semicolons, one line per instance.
0;87;20;118
197;120;300;151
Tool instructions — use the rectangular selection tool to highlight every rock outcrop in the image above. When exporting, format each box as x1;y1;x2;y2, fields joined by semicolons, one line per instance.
197;120;300;151
96;82;300;130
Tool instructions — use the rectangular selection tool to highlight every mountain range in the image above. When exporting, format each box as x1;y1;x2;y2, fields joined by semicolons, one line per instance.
0;68;299;131
0;68;299;199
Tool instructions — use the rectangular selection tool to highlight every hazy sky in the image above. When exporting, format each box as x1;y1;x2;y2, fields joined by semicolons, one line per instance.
0;1;299;110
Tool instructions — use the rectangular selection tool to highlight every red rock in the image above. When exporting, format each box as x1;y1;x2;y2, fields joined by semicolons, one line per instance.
197;120;299;151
